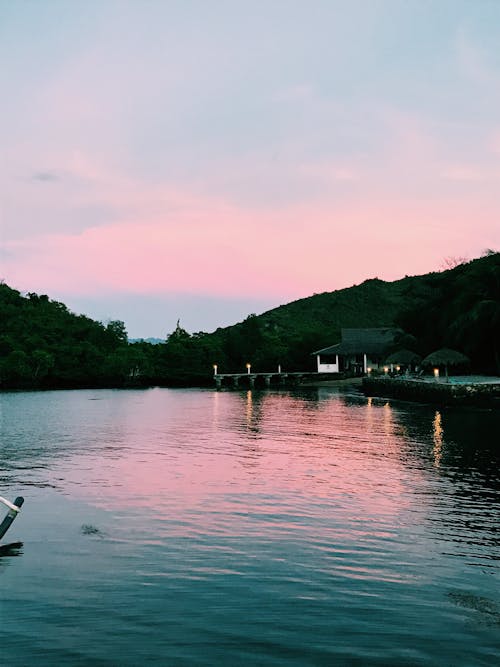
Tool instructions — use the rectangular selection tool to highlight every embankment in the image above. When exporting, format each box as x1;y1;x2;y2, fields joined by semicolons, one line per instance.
362;377;500;408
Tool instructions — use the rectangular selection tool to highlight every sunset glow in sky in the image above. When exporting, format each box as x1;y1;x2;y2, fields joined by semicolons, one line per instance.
1;1;499;337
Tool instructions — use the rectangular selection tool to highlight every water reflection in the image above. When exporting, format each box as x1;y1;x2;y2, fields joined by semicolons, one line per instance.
433;410;444;468
244;389;263;436
1;388;499;665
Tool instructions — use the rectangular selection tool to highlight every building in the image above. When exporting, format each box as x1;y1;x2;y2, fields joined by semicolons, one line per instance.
313;328;401;375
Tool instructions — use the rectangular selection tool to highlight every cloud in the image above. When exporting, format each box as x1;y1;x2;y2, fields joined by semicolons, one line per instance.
2;0;500;327
455;28;500;91
298;163;359;183
4;184;497;307
0;246;14;259
32;171;59;182
490;130;500;154
440;165;491;182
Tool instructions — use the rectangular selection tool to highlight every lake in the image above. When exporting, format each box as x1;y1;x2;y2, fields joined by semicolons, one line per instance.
0;386;499;665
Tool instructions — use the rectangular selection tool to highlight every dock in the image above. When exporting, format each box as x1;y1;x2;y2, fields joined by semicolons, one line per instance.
213;371;351;389
214;372;300;389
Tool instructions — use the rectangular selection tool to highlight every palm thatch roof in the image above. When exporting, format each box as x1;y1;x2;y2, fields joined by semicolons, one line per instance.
313;328;401;356
421;348;470;367
385;349;422;365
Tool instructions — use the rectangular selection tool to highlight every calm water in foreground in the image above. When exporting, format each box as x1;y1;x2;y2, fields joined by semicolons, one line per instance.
0;386;499;666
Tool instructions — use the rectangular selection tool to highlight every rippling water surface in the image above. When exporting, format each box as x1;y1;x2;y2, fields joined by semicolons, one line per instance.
1;387;499;665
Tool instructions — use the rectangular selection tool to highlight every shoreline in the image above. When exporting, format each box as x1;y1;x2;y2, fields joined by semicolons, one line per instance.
362;376;500;408
299;377;363;387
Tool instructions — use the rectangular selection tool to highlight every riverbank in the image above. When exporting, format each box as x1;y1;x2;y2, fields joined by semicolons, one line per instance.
362;376;500;408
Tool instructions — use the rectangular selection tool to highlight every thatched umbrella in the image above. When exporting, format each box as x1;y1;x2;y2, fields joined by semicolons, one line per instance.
421;348;470;378
385;349;422;367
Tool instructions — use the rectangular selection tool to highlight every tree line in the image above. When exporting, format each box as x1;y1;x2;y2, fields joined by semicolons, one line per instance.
1;251;498;390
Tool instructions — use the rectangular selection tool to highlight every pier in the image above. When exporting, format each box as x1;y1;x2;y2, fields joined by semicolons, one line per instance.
214;372;299;389
213;371;353;389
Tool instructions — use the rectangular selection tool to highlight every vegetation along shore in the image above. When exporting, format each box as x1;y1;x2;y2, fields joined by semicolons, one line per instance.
1;252;499;393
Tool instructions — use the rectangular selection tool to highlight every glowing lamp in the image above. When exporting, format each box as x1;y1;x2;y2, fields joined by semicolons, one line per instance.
246;363;251;374
434;368;439;379
213;364;218;375
383;366;389;375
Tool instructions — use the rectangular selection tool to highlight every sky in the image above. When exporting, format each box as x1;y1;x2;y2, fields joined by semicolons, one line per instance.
1;1;499;339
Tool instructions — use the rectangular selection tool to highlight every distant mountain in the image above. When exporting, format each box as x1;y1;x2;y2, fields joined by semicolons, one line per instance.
129;337;164;345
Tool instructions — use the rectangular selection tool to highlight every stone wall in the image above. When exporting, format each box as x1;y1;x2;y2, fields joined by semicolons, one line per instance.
362;377;500;408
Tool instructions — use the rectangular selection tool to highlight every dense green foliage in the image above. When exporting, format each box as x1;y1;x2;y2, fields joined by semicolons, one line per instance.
1;252;499;389
396;252;500;373
0;286;149;388
188;252;499;378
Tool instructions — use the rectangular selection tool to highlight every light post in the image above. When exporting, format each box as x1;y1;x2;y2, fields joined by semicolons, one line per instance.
213;364;218;376
246;363;251;374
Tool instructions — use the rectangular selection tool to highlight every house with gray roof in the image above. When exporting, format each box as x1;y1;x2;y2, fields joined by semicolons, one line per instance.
313;328;401;375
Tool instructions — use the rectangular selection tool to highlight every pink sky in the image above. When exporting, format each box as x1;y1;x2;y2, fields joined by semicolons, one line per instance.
1;2;499;337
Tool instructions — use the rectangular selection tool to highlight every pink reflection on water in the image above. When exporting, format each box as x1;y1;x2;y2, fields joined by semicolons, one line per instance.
65;390;424;538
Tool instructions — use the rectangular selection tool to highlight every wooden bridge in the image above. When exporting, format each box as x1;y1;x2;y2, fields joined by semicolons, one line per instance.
213;372;325;389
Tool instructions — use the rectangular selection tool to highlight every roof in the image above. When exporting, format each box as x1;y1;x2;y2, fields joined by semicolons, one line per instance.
313;328;400;356
421;348;470;366
385;349;422;364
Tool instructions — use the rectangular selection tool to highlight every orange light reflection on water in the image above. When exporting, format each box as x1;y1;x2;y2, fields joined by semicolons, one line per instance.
433;410;444;467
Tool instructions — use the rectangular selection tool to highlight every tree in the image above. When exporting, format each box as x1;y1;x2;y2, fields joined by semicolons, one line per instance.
1;350;31;384
440;256;468;270
30;349;54;381
105;320;128;346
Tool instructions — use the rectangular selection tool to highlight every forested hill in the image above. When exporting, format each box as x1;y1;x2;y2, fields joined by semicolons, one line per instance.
1;251;499;389
191;251;499;379
0;287;141;388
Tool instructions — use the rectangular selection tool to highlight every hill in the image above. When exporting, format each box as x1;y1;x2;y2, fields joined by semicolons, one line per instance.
154;251;499;383
1;251;499;389
0;286;146;388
